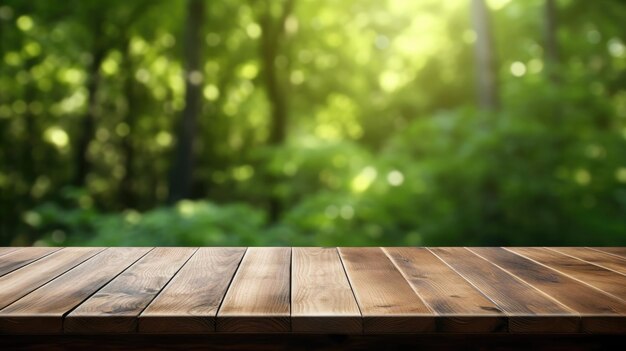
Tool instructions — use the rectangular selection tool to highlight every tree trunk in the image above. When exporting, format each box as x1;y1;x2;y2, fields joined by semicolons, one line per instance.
167;0;205;204
544;0;559;82
471;0;499;111
73;14;105;188
471;0;502;241
258;0;294;222
261;29;288;146
21;57;39;244
120;39;136;209
117;1;154;208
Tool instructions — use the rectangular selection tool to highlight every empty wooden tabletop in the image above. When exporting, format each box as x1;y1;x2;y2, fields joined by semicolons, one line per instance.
0;247;624;334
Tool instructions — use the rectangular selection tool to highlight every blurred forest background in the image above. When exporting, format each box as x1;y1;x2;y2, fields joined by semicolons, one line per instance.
0;0;625;247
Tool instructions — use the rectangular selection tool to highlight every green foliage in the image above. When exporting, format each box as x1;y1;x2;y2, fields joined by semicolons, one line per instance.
1;0;625;246
34;199;267;246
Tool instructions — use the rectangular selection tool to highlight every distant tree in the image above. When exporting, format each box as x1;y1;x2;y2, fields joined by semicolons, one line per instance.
255;0;295;221
119;38;137;208
168;0;205;204
470;0;499;110
73;6;106;187
117;1;156;209
470;0;503;243
544;0;559;82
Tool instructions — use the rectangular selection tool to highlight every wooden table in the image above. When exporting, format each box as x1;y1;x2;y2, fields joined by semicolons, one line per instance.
0;247;625;349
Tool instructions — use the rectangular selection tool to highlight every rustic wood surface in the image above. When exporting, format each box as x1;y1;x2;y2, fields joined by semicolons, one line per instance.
550;247;626;275
339;247;435;333
217;247;291;332
0;247;20;257
65;247;195;333
592;247;626;259
0;247;150;333
508;247;626;303
139;247;245;333
291;247;361;333
384;247;506;333
0;247;61;277
429;247;579;333
0;248;103;310
471;247;626;333
0;247;624;335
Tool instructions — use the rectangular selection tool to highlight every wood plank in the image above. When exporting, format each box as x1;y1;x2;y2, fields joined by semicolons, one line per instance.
430;247;578;333
590;247;626;259
0;247;61;277
384;247;506;333
509;247;626;302
139;247;245;333
0;247;21;257
64;247;196;333
291;247;362;334
0;246;623;336
549;247;626;275
0;247;151;333
0;248;103;310
338;247;435;333
216;247;291;332
471;247;626;333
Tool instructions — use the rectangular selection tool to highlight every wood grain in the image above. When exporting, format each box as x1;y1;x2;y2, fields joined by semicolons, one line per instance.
0;247;61;277
0;246;623;336
217;247;291;333
430;247;578;333
64;247;196;333
0;247;21;257
0;247;103;310
591;247;626;259
548;247;626;275
291;247;361;333
0;247;150;333
472;247;626;333
384;247;506;333
509;247;626;302
338;247;435;333
139;247;245;333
